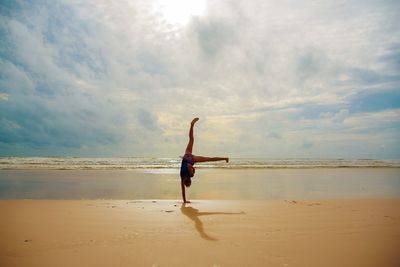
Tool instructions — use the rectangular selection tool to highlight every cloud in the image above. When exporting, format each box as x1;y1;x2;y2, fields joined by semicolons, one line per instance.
0;0;399;158
0;93;9;101
191;17;234;58
136;108;161;132
302;141;313;149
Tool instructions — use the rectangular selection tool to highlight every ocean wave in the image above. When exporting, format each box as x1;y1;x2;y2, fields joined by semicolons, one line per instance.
0;157;399;170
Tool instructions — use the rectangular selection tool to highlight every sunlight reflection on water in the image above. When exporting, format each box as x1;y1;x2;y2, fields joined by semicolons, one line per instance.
0;168;399;200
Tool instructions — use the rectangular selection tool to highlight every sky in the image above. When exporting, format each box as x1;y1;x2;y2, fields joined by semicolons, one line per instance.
0;0;399;159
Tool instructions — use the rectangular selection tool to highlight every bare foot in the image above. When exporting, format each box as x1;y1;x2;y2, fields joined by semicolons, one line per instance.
191;118;199;125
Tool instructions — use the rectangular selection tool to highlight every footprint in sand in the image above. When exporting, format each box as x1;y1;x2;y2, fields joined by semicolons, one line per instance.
307;203;321;206
126;201;142;204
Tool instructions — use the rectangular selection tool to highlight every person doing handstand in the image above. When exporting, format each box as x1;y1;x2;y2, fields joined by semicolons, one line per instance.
180;118;229;203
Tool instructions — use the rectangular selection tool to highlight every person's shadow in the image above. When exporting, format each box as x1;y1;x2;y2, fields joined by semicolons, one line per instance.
180;203;245;241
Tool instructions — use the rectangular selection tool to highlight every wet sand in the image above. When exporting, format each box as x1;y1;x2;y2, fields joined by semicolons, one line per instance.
1;199;399;267
1;168;399;199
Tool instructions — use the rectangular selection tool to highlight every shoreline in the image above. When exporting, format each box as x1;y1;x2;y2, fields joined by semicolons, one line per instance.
1;157;399;171
1;166;400;171
1;198;399;267
1;168;399;200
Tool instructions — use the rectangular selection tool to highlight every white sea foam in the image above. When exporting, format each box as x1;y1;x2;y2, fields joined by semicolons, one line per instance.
0;157;399;170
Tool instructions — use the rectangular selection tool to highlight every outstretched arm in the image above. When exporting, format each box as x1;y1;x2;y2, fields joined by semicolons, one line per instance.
181;181;190;203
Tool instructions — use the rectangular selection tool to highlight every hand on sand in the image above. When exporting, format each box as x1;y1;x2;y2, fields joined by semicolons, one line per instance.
191;118;199;125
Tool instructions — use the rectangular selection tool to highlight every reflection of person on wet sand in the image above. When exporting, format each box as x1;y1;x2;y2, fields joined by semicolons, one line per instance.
180;203;244;241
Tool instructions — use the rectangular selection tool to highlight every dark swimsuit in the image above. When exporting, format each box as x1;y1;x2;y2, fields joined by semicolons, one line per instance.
180;154;195;180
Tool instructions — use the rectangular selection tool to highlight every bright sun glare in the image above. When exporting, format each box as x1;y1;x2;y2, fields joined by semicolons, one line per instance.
152;0;206;26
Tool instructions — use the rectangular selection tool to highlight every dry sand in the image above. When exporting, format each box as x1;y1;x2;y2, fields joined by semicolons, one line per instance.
0;198;399;267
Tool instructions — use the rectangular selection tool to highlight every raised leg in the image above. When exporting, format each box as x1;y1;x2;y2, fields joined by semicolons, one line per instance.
185;118;199;154
192;156;229;163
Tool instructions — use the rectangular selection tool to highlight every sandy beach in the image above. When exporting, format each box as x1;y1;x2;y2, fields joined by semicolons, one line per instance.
0;198;399;267
0;168;399;266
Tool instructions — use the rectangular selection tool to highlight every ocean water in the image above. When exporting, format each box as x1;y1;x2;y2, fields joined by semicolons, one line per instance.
0;157;399;199
0;157;399;170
